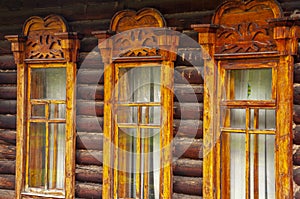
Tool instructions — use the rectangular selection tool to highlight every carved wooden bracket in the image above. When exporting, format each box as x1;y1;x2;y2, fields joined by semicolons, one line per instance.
93;8;178;63
6;14;80;63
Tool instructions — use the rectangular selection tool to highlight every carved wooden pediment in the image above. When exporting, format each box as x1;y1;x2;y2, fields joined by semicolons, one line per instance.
23;15;67;60
213;0;282;54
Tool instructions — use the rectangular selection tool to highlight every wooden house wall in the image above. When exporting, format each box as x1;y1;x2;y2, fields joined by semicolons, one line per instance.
0;0;299;198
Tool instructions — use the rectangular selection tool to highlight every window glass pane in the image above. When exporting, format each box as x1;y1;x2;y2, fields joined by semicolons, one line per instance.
229;133;246;199
31;68;66;100
250;109;276;130
250;134;275;199
221;108;246;129
49;103;66;120
31;104;46;119
227;69;272;100
117;106;138;124
141;106;161;125
118;66;161;103
48;123;65;189
28;122;46;188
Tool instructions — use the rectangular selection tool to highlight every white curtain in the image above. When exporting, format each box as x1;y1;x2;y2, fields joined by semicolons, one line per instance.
229;69;275;199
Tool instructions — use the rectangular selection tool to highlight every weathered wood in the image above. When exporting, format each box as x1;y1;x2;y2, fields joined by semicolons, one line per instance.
0;72;16;84
77;69;104;84
0;130;15;145
76;132;103;150
173;176;202;196
174;84;203;103
294;148;300;166
172;193;202;199
76;164;102;183
0;86;16;100
294;125;300;145
76;116;103;133
0;100;16;114
0;160;15;174
0;114;15;130
80;37;99;53
173;119;203;139
174;66;203;84
0;144;15;160
77;101;104;117
0;55;15;70
0;174;15;190
294;84;300;105
294;167;300;186
173;138;203;160
174;102;203;120
78;52;103;70
77;85;104;101
294;105;300;124
173;158;202;177
75;182;102;199
0;189;15;199
76;150;103;166
294;63;300;83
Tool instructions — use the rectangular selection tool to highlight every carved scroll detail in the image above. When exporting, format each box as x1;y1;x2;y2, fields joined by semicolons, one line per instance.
216;22;276;53
114;29;161;57
26;32;63;59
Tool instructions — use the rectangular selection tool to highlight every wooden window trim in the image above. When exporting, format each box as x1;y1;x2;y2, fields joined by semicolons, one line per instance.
192;0;300;198
93;8;178;199
5;15;80;199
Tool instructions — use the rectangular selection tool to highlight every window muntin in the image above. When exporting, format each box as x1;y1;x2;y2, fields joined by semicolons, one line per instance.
115;64;162;199
220;67;276;198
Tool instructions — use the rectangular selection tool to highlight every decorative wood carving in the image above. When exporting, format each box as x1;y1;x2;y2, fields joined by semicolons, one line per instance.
23;15;67;60
212;0;282;54
110;8;166;32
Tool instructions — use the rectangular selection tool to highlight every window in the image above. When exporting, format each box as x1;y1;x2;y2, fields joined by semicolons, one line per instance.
94;8;178;199
6;15;79;198
192;0;299;198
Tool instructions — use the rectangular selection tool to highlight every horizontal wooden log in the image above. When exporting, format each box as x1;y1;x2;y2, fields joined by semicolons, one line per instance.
75;182;102;199
294;105;300;124
76;164;102;183
0;55;15;70
77;101;103;117
173;119;203;139
76;132;103;150
0;160;15;174
0;86;16;100
173;193;202;199
294;147;300;166
0;114;15;130
176;48;204;66
173;138;203;160
174;102;203;120
0;100;16;114
173;176;202;196
0;174;15;190
0;144;16;160
0;130;15;145
294;167;300;186
77;69;104;84
76;150;103;166
173;158;202;177
174;66;203;84
78;52;103;70
76;116;103;133
77;85;104;101
80;37;99;53
294;63;300;83
174;84;203;103
294;125;300;145
0;189;15;199
0;72;16;84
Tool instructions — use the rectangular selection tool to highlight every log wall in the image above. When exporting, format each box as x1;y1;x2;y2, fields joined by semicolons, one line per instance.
0;0;299;199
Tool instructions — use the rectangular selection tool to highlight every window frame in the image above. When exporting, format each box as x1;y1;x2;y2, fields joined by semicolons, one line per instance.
192;0;300;198
6;15;79;199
